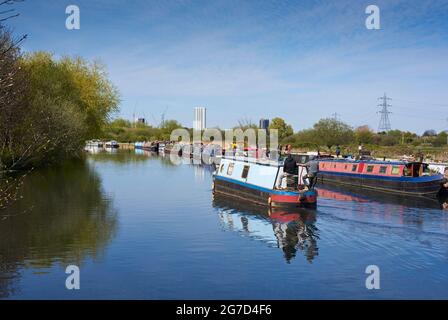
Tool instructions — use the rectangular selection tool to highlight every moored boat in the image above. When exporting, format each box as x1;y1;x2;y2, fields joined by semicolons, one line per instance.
213;156;317;208
134;141;144;149
428;162;448;175
105;140;119;148
138;141;161;152
86;139;103;148
317;158;444;197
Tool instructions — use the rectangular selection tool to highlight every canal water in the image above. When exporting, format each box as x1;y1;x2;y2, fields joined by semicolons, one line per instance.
1;150;447;299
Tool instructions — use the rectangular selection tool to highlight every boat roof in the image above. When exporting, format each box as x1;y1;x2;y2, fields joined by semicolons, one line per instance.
221;155;282;167
319;158;425;166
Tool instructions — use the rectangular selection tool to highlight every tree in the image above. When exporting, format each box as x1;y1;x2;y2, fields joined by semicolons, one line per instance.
0;28;29;170
269;117;293;141
433;131;448;147
160;120;182;140
233;117;257;131
354;125;374;144
110;118;132;128
23;52;120;139
311;118;354;150
422;129;437;137
0;50;120;170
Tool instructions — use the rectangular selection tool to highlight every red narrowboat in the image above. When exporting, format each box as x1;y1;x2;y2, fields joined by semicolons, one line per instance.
317;159;444;197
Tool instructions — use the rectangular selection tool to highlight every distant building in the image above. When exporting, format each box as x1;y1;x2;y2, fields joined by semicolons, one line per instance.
259;118;269;130
136;117;146;124
194;107;206;131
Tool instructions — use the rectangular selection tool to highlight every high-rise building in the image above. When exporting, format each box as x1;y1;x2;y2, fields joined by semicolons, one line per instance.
259;118;269;130
194;107;206;131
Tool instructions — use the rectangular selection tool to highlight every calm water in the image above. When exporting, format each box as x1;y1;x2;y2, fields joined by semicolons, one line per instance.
1;149;448;299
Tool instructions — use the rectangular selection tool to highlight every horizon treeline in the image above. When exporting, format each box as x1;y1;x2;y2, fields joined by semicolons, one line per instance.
103;116;448;150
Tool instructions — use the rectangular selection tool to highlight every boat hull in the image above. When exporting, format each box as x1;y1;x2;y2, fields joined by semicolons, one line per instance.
317;171;442;197
214;176;317;208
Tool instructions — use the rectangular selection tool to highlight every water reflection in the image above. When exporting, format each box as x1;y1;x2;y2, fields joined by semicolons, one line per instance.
317;183;446;209
0;160;117;298
213;194;319;263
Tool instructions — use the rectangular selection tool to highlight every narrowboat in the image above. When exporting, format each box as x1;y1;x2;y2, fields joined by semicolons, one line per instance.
213;156;317;208
317;158;444;197
86;139;103;148
141;141;159;152
428;162;448;175
105;140;119;148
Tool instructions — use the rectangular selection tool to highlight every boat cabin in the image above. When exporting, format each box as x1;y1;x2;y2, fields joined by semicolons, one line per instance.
216;156;308;191
319;160;430;178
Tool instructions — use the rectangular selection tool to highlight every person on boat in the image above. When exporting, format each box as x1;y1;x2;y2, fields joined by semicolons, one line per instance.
437;169;448;200
303;156;319;189
442;168;448;189
335;145;341;158
276;151;297;189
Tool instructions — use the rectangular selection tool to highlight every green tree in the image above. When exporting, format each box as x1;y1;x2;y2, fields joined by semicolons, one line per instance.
23;52;120;139
354;125;374;144
160;120;182;138
311;118;354;150
110;118;132;128
1;51;120;169
269;117;294;141
433;131;448;147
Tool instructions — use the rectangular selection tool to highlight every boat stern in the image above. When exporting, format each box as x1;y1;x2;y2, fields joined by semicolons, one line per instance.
270;189;317;208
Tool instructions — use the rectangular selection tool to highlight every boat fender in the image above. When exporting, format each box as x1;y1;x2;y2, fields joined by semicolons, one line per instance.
211;182;215;192
268;196;272;206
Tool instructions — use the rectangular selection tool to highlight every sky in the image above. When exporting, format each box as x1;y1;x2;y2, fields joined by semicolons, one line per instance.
6;0;448;134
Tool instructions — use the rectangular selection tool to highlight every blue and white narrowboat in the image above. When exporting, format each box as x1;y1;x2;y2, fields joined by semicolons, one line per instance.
213;156;317;208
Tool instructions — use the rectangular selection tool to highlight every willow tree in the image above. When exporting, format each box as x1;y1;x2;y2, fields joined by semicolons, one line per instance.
18;52;120;166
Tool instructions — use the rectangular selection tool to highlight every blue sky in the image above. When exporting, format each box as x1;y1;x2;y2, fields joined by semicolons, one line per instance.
8;0;448;134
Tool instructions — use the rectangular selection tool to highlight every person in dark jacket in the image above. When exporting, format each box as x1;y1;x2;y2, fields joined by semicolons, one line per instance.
276;152;297;189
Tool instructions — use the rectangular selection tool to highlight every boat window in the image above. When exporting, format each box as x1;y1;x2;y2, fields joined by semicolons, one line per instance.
391;166;400;175
352;165;358;172
404;164;414;177
227;163;234;175
366;165;374;173
379;166;387;174
241;165;250;179
219;164;224;173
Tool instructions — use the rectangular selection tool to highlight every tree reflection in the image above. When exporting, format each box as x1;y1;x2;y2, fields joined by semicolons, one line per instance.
0;160;117;298
212;194;319;263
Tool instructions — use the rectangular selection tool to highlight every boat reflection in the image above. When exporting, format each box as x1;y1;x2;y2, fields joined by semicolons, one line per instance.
212;194;319;263
316;183;446;209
